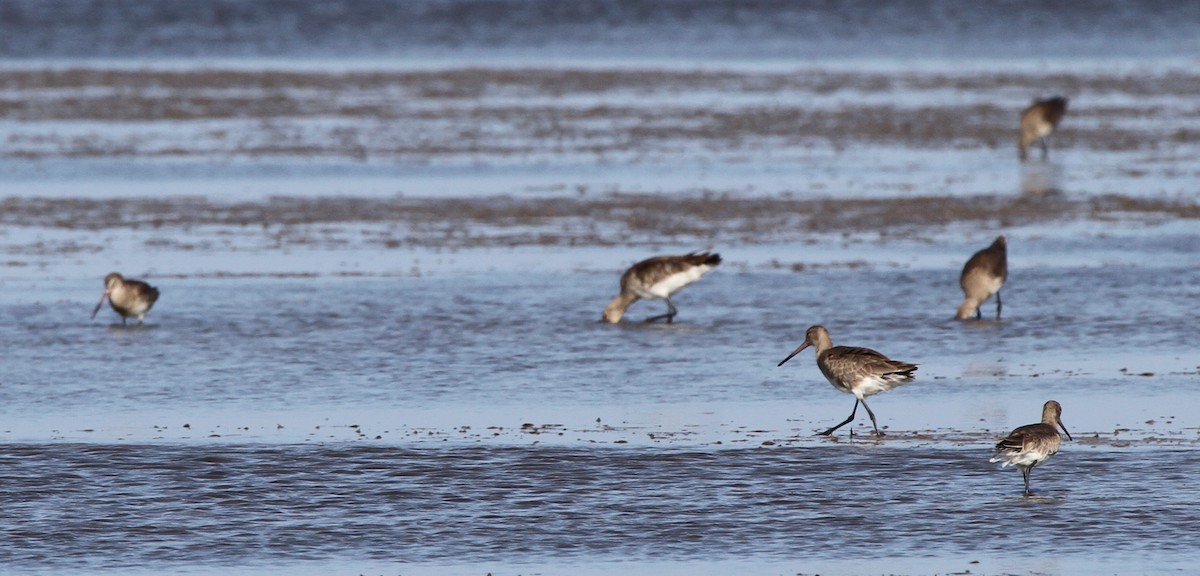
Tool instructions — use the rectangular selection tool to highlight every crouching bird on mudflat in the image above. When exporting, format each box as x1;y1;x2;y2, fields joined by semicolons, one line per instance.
777;325;917;437
91;272;160;325
602;251;721;324
991;400;1072;497
957;235;1008;320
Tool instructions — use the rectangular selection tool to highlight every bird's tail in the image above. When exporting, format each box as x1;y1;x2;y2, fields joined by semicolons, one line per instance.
686;250;722;267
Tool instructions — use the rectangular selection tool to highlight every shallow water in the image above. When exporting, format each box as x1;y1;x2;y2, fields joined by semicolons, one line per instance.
2;0;1198;62
3;265;1199;574
3;2;1200;575
4;443;1200;575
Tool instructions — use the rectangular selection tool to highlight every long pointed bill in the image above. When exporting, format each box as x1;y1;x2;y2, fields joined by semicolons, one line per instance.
1058;418;1072;441
777;342;811;367
91;290;110;319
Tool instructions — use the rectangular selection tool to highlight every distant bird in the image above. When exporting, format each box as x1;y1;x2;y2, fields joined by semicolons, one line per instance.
777;325;918;437
957;235;1008;320
991;400;1072;497
91;272;160;325
602;251;721;324
1018;96;1068;161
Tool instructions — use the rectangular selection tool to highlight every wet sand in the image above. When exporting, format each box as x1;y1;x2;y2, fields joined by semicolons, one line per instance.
1;192;1196;266
3;65;1196;277
2;67;1199;161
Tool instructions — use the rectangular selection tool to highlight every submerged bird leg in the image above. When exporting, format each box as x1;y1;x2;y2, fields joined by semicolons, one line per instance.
996;291;1003;319
643;298;678;324
818;399;860;436
860;397;884;437
1022;468;1032;497
975;306;982;320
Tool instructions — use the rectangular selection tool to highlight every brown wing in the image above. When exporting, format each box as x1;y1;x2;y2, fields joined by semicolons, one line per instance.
1041;97;1068;125
995;423;1043;452
995;431;1026;453
961;239;1007;283
131;280;161;304
624;252;721;288
824;346;918;378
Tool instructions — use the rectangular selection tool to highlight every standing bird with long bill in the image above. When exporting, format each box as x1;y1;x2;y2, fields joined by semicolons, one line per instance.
777;325;917;437
991;400;1072;497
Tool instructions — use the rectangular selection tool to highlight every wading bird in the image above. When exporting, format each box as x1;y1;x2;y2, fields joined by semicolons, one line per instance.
777;325;917;437
957;235;1008;320
601;251;721;324
1019;96;1068;161
91;272;160;325
991;400;1072;497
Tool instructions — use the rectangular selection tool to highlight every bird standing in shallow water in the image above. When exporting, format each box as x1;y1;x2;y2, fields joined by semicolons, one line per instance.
91;272;160;325
1019;96;1068;161
601;251;721;324
957;235;1008;320
777;325;918;437
991;400;1072;498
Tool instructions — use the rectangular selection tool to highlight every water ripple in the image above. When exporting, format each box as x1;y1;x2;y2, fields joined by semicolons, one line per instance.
2;443;1199;572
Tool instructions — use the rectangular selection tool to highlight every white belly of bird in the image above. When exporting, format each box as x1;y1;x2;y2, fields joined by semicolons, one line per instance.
838;373;900;398
992;448;1054;469
639;266;710;299
122;300;152;317
1032;120;1054;139
981;275;1004;296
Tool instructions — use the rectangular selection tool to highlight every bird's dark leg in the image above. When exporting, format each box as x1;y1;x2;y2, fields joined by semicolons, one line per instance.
1040;138;1049;160
122;317;128;326
975;306;982;320
644;298;678;324
818;399;859;436
860;397;884;437
1022;467;1032;497
995;290;1003;319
